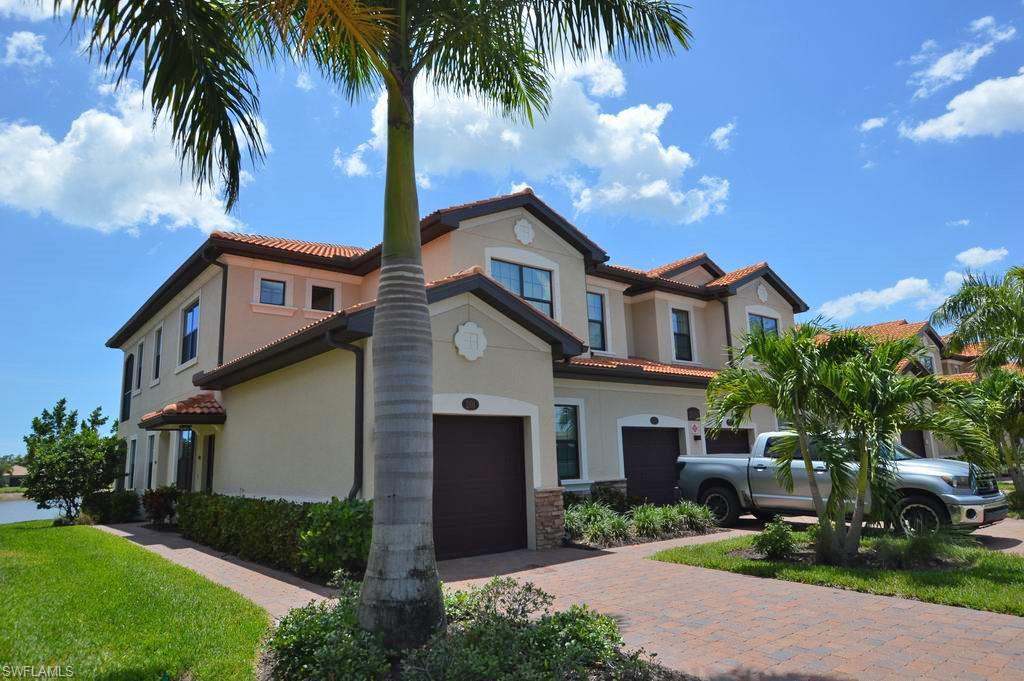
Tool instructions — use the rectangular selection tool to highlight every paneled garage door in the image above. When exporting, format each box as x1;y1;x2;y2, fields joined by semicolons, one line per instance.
433;415;527;560
622;427;681;505
704;429;753;455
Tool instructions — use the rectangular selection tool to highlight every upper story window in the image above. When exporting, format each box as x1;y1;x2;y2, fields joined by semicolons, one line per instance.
310;285;335;312
120;354;134;422
586;292;606;351
152;327;162;382
749;312;779;335
554;404;581;481
921;355;935;373
126;438;137;489
672;309;693;362
134;341;144;390
259;278;286;306
491;259;553;316
180;300;200;365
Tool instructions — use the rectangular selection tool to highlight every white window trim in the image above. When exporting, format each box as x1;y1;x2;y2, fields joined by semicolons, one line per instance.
586;286;615;356
146;434;156;490
484;246;562;322
127;436;138;490
150;323;163;387
252;269;296;313
668;304;700;365
555;397;590;485
304;277;342;316
615;414;689;478
175;294;201;373
745;304;781;333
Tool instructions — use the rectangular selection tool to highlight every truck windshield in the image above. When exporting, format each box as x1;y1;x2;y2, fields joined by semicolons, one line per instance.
883;442;924;461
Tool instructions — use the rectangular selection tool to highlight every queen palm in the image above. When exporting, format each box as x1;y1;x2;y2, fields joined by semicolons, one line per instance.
932;266;1024;372
966;368;1024;492
58;0;692;646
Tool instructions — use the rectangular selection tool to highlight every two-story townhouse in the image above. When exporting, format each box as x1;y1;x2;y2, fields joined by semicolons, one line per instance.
108;189;808;559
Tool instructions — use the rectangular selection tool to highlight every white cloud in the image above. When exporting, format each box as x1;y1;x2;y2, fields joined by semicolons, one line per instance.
0;82;246;233
295;72;314;91
708;122;735;150
909;16;1016;98
900;67;1024;141
339;57;726;224
945;218;970;227
819;275;960;321
0;0;63;20
510;181;531;193
861;160;877;170
955;246;1008;268
3;31;50;68
858;116;887;132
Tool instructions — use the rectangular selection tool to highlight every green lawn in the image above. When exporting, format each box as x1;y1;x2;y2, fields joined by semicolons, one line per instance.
999;481;1022;518
0;521;269;680
0;486;26;494
651;532;1024;616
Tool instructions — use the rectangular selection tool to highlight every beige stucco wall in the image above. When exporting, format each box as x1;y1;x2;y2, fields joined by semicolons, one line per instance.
553;379;778;486
625;292;729;369
727;276;797;347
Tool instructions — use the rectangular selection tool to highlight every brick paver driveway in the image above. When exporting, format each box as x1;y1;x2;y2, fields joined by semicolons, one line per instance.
440;526;1024;681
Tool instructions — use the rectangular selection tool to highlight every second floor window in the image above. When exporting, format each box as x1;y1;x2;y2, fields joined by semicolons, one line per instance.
491;259;553;316
586;292;606;351
153;327;162;381
749;313;779;335
672;309;693;362
310;285;335;311
127;439;136;489
134;341;144;390
120;354;134;422
554;405;581;481
180;301;199;364
260;278;286;306
921;355;935;373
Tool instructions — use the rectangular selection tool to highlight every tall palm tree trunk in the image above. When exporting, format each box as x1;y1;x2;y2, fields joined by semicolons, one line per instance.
843;438;871;560
357;78;445;648
793;411;837;560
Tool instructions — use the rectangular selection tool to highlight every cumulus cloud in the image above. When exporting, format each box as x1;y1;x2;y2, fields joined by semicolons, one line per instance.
0;82;246;233
858;116;887;132
819;274;960;321
709;122;735;150
955;246;1009;267
908;16;1016;98
337;57;727;224
3;31;50;68
295;72;314;91
0;0;63;20
900;67;1024;141
946;218;970;227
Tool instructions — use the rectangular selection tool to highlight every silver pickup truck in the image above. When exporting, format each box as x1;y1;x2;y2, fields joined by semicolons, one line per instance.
678;431;1009;531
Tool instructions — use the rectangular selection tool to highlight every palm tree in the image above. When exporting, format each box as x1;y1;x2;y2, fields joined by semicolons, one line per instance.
965;369;1024;493
816;335;992;560
706;322;864;561
58;0;692;646
932;266;1024;373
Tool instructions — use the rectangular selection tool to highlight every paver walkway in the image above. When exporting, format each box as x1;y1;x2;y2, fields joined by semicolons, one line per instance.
103;520;1024;680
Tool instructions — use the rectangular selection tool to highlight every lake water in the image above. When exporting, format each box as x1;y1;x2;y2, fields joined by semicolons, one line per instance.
0;496;59;524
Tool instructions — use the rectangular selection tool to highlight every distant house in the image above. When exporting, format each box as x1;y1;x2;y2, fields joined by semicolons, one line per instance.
3;464;28;487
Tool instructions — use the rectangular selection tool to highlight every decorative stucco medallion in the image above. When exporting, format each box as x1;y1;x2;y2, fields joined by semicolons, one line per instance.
756;283;769;303
454;322;488;361
513;218;535;245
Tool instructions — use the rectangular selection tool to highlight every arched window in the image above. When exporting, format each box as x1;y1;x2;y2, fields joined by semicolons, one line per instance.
120;354;134;422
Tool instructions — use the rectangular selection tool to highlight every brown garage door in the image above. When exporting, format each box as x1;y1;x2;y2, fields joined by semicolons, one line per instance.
433;415;527;560
901;430;927;457
705;429;753;454
622;427;681;506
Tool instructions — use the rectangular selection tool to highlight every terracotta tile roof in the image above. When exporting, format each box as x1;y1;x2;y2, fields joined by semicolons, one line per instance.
422;188;536;222
853;320;930;341
9;464;27;476
141;393;225;423
646;253;708;277
708;262;768;287
565;356;718;380
941;335;984;358
211;231;368;259
940;371;977;383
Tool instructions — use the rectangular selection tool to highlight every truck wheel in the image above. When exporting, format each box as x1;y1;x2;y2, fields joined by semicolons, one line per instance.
700;485;741;527
897;495;949;534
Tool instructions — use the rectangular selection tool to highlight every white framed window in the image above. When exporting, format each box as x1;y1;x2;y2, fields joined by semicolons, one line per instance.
484;247;563;322
554;397;589;484
748;312;779;335
127;437;137;489
151;324;163;385
133;341;144;392
671;308;694;362
304;277;341;316
177;296;201;371
251;270;296;315
492;259;554;317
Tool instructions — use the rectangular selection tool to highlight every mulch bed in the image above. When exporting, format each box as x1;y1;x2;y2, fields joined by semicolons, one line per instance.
727;545;972;571
568;527;727;551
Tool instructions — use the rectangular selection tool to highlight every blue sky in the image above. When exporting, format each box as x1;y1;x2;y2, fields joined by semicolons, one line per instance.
1;1;1022;454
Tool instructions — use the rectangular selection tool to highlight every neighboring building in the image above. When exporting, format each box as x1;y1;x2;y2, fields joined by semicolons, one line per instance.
941;337;982;379
108;189;808;558
2;464;27;487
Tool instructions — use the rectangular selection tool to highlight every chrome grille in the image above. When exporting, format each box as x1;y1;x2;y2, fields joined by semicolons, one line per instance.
975;472;998;495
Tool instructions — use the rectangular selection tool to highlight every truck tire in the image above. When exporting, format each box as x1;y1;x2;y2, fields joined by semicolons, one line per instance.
897;494;949;534
700;485;741;527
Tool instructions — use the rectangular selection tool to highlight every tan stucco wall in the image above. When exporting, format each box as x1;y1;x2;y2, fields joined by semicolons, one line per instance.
215;350;359;500
727;276;797;347
625;292;728;368
554;379;778;485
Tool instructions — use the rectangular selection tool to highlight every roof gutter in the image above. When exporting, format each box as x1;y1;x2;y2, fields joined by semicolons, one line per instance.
324;332;365;500
202;248;228;366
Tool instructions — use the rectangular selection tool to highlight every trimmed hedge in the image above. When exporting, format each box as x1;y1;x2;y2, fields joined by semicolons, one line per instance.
82;490;140;523
176;493;372;580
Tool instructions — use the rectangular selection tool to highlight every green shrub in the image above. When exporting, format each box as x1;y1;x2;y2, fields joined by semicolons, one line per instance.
564;501;630;545
669;500;716;533
872;530;978;569
630;504;666;537
141;486;177;524
589;486;643;513
298;497;373;579
268;580;391;680
568;499;715;546
752;518;796;559
82;490;139;523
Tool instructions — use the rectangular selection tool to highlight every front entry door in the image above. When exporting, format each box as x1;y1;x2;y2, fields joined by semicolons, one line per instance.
175;429;195;492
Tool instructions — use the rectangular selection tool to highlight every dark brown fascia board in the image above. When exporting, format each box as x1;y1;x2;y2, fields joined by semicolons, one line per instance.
588;264;718;302
195;273;587;390
137;411;226;430
922;326;945;350
711;266;810;313
553;362;712;388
